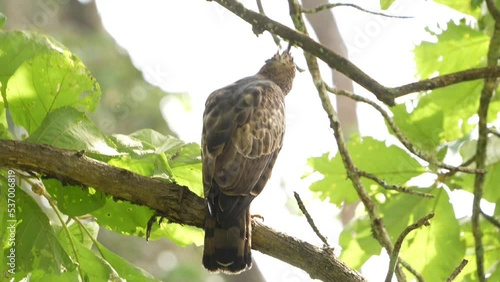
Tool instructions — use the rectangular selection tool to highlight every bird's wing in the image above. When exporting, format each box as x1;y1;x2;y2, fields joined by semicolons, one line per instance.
202;78;285;199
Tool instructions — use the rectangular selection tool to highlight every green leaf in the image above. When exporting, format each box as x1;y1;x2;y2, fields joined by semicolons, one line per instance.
414;21;489;79
0;31;100;134
111;129;203;195
391;102;444;151
148;220;203;247
386;189;465;281
433;0;481;18
91;197;203;247
339;216;381;269
96;241;159;281
91;198;154;238
57;225;120;281
108;153;172;180
28;107;119;157
306;137;424;207
60;220;158;281
12;188;75;274
392;81;499;148
44;179;106;217
0;13;6;29
169;142;203;197
380;0;396;10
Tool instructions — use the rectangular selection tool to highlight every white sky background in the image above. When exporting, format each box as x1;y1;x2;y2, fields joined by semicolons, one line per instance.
94;1;474;281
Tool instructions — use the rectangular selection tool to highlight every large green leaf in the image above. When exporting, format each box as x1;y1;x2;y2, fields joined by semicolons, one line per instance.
386;189;465;281
392;81;500;148
434;0;481;18
339;216;381;269
169;142;203;197
111;129;203;196
91;198;154;238
414;21;489;79
28;107;119;157
56;220;158;281
10;188;75;275
44;179;106;217
397;20;497;149
391;102;444;152
0;31;100;134
306;137;424;207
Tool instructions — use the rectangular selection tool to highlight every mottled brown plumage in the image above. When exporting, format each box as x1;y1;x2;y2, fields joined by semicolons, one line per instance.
201;51;296;274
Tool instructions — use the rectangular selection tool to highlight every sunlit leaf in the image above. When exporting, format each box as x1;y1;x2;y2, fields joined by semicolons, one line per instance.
306;137;424;206
393;189;465;281
380;0;396;10
28;107;119;157
91;198;154;238
44;179;106;217
414;21;488;79
11;188;75;274
339;216;380;269
433;0;481;18
0;31;100;134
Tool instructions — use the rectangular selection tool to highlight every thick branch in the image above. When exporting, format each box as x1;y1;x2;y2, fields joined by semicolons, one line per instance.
0;140;365;282
212;0;500;106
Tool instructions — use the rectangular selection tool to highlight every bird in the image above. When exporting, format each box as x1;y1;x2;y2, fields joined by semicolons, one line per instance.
201;50;296;274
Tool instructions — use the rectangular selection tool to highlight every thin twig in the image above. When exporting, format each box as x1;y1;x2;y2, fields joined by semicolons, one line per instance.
398;259;425;282
358;170;434;198
385;213;435;282
255;0;281;47
446;259;469;282
325;85;485;175
480;209;500;229
302;3;412;19
488;127;500;137
294;192;332;251
440;156;476;181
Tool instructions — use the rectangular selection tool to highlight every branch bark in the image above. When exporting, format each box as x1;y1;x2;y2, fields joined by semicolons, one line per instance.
0;140;366;282
471;1;500;281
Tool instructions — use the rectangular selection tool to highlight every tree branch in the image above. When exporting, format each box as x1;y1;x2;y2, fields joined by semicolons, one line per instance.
326;85;485;175
211;0;500;106
286;0;409;280
471;1;500;281
0;140;366;282
385;213;434;282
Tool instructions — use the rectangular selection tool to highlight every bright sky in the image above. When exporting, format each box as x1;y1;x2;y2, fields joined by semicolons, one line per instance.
94;1;477;281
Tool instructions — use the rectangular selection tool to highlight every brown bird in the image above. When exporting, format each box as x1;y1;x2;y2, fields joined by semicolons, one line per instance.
201;51;296;274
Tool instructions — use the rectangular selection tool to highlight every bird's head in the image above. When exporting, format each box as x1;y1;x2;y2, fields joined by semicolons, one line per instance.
257;50;296;95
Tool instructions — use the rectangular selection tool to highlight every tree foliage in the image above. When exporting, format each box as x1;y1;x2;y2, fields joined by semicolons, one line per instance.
1;1;500;281
0;30;202;281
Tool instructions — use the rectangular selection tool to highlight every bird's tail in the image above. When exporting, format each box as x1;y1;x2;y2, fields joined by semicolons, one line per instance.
202;208;252;274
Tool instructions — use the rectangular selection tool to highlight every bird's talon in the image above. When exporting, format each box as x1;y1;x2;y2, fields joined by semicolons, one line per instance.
251;214;264;222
